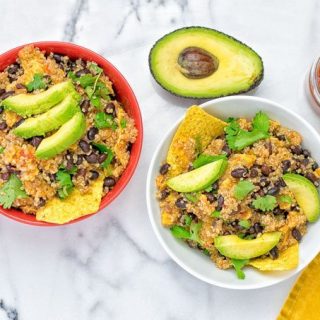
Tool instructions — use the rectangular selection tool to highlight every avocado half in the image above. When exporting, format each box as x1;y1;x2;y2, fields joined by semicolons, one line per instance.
149;27;264;99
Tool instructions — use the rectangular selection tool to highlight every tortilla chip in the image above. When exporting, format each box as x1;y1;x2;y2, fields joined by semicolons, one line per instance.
167;106;227;176
36;178;104;224
249;244;299;271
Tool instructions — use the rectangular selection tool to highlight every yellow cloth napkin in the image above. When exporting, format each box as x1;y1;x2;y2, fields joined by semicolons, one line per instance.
278;253;320;319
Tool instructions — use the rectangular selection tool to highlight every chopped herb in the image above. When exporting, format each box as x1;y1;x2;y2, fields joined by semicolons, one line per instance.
252;195;277;211
120;118;127;129
184;192;199;203
26;73;47;92
0;174;27;208
78;74;96;88
56;167;76;199
92;143;108;153
92;143;114;169
203;249;211;256
239;219;251;229
225;112;270;151
211;210;221;218
204;185;213;192
0;146;5;154
88;63;103;74
94;112;117;130
183;214;192;226
231;258;249;280
234;180;255;200
190;222;202;244
279;195;292;204
90;95;102;109
67;71;77;80
171;226;191;239
192;154;226;169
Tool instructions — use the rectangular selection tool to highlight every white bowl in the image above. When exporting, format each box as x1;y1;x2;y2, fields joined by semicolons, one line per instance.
146;95;320;290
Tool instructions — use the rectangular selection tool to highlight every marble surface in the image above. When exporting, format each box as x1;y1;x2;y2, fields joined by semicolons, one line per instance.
0;0;319;319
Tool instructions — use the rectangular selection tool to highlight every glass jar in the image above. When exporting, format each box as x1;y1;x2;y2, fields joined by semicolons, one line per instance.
307;57;320;110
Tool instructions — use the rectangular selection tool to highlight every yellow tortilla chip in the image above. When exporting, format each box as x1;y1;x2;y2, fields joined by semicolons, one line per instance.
36;178;104;224
167;105;227;176
249;244;299;271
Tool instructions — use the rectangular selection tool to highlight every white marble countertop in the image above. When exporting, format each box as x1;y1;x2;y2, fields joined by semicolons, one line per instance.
0;0;319;319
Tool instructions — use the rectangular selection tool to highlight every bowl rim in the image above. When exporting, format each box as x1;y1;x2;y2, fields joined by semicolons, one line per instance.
146;95;320;289
0;41;143;226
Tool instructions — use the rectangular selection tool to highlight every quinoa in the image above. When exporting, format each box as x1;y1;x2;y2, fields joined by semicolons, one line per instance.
0;45;137;214
156;114;318;270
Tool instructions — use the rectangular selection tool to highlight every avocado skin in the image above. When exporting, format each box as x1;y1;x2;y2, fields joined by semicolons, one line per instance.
149;26;264;99
35;112;86;159
13;95;80;139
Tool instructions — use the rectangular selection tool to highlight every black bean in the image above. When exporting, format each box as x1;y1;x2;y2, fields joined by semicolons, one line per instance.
127;142;133;152
80;99;90;114
250;168;258;178
231;167;248;178
273;207;282;215
38;198;46;208
7;64;19;74
291;228;302;241
175;197;187;209
0;172;10;180
87;127;98;140
48;173;56;182
222;144;232;157
305;172;318;184
312;162;319;170
0;122;7;130
216;195;224;211
53;54;63;63
6;165;17;174
29;136;43;148
269;247;279;259
76;155;84;165
65;160;74;171
206;193;215;203
160;189;170;200
90;170;99;180
85;153;99;163
277;134;286;141
248;226;256;234
254;223;263;234
105;102;116;117
0;106;3;114
302;158;309;166
0;89;5;96
15;83;26;89
12;119;24;128
303;149;311;157
265;141;272;155
282;160;291;173
275;178;286;188
75;69;91;77
79;140;90;153
98;153;107;164
231;220;238;227
160;163;170;175
104;177;116;188
261;164;271;176
75;168;86;178
259;177;270;187
0;91;14;100
291;145;302;155
266;186;279;196
212;182;219;190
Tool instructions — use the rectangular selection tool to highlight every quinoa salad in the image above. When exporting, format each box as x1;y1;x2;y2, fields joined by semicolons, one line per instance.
156;106;320;279
0;45;137;222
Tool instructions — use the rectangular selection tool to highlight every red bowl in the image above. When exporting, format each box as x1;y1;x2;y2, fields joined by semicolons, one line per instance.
0;41;143;226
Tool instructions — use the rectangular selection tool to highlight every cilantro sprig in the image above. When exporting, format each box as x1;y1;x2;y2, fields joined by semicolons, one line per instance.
192;154;227;169
279;195;292;204
171;221;203;244
0;174;27;208
56;166;77;199
252;195;277;211
225;111;270;151
94;112;117;130
26;73;48;92
231;258;249;280
92;143;114;169
234;180;255;200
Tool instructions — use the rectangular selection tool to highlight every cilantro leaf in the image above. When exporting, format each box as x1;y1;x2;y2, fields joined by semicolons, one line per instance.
26;74;47;92
193;154;227;169
92;143;114;169
239;219;251;229
171;226;191;239
211;210;221;218
279;195;292;204
231;258;249;280
94;112;117;130
190;222;202;244
0;146;5;154
120;118;127;129
252;195;277;211
225;112;270;151
0;174;27;208
203;249;211;256
88;63;103;75
234;180;255;200
170;222;202;244
56;168;76;199
183;214;192;226
184;192;199;203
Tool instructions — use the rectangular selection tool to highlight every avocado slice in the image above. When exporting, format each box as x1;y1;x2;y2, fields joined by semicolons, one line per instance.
35;112;86;159
283;173;320;222
214;232;281;260
149;27;263;99
13;95;80;138
2;81;78;116
166;158;227;193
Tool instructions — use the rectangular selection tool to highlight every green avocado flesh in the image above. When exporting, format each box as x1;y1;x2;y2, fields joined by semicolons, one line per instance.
214;232;281;259
13;95;80;138
167;159;227;193
35;112;86;159
149;27;264;99
2;81;77;116
283;173;320;222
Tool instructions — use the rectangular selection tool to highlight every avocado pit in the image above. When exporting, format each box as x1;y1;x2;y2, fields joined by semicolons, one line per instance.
177;46;219;79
